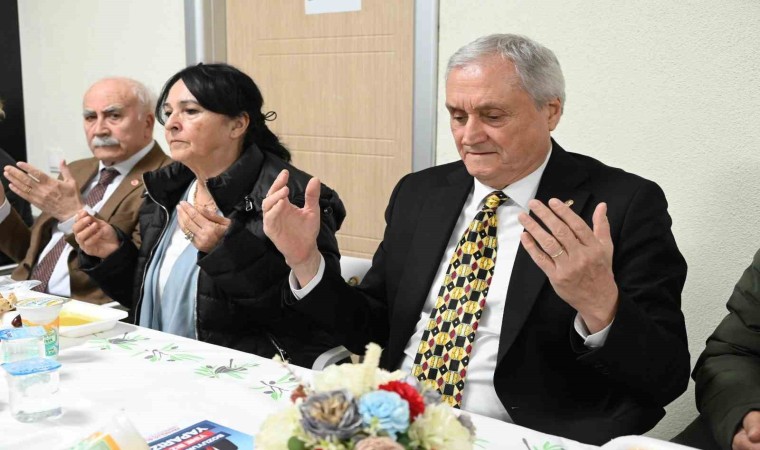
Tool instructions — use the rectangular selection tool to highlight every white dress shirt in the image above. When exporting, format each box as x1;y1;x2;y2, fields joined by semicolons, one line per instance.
0;141;155;298
292;148;612;421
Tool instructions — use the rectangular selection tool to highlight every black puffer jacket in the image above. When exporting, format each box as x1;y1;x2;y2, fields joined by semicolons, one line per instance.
80;145;345;367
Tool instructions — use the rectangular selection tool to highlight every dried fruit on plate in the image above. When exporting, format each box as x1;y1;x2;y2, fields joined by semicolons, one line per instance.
0;291;18;313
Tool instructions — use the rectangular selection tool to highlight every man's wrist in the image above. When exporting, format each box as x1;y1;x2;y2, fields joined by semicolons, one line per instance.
56;202;85;222
578;294;619;334
290;255;326;299
290;248;322;288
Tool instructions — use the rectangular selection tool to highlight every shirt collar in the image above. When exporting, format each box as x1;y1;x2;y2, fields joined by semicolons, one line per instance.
472;146;552;210
97;140;155;175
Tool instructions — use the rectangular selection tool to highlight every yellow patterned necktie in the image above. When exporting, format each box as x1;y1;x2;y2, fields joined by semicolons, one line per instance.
412;190;509;408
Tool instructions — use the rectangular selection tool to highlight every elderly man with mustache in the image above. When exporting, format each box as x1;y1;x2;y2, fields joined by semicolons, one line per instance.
0;77;170;303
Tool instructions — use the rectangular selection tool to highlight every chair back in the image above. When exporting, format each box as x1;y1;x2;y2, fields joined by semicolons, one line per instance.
340;256;372;286
312;256;372;370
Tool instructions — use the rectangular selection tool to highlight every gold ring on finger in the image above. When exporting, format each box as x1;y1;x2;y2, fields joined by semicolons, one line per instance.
25;185;32;194
550;247;565;258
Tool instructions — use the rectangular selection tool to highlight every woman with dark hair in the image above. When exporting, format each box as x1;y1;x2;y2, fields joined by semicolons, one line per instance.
73;63;345;366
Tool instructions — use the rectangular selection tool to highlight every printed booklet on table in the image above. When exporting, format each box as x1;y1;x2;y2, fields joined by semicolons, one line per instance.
148;420;254;450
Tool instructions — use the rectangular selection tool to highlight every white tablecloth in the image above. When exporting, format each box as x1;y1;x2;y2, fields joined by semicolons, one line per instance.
0;321;693;450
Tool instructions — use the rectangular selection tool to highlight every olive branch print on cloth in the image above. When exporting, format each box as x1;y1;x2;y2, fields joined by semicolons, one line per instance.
523;438;565;450
251;372;298;400
88;332;202;363
88;332;150;351
474;438;490;448
195;358;260;380
132;343;204;363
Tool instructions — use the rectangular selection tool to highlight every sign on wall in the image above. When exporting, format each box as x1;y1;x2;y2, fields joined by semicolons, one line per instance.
305;0;361;15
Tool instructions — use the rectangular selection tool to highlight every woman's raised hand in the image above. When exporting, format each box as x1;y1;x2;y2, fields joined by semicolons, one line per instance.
73;210;121;259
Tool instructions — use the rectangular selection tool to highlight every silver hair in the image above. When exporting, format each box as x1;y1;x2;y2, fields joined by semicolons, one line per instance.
446;34;566;111
93;77;156;118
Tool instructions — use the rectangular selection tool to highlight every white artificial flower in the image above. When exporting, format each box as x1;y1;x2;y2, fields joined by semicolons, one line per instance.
255;406;301;450
313;343;404;396
408;404;474;450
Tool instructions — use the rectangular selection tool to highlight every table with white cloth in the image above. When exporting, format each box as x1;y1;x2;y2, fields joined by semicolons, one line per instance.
0;319;693;450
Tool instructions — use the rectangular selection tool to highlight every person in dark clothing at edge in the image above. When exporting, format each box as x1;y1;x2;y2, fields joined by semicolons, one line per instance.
0;99;34;266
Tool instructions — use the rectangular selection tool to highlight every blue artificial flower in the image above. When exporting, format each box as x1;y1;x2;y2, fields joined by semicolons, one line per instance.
358;391;410;438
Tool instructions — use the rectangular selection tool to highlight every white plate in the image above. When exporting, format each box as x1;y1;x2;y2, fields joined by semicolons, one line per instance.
0;294;128;337
58;299;129;337
0;276;41;292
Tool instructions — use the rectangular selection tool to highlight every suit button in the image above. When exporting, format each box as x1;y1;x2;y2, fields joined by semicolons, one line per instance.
322;206;333;215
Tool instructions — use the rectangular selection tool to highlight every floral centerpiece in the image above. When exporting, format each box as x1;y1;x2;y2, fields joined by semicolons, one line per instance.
256;343;476;450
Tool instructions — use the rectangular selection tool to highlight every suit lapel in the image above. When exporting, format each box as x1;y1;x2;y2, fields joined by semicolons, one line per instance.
390;166;473;362
97;144;164;220
497;141;591;362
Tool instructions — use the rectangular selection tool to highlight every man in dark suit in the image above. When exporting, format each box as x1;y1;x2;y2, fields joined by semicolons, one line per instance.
263;34;689;444
0;77;171;304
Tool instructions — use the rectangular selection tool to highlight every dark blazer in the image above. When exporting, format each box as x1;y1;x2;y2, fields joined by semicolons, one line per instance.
693;249;760;450
0;143;170;303
289;140;689;444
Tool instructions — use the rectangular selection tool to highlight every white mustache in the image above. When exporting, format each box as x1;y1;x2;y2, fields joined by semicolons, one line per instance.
91;136;120;147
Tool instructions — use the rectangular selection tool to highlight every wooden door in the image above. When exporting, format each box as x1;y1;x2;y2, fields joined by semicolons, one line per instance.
227;0;414;258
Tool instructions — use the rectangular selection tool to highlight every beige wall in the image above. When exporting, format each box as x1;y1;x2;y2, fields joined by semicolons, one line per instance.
17;0;186;173
437;0;760;440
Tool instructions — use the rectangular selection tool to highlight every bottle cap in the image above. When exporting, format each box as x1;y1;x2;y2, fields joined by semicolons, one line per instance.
2;357;61;376
0;326;46;341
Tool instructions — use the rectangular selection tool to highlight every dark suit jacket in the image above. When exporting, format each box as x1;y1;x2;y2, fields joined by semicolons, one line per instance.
693;249;760;450
289;140;689;444
0;143;170;304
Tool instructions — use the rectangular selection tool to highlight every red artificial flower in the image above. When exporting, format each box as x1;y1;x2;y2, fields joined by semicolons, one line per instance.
378;381;425;419
290;384;308;403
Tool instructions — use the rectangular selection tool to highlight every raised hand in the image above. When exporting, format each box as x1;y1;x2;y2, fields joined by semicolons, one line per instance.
177;201;231;253
519;198;618;334
262;169;322;287
3;160;84;221
73;210;120;259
